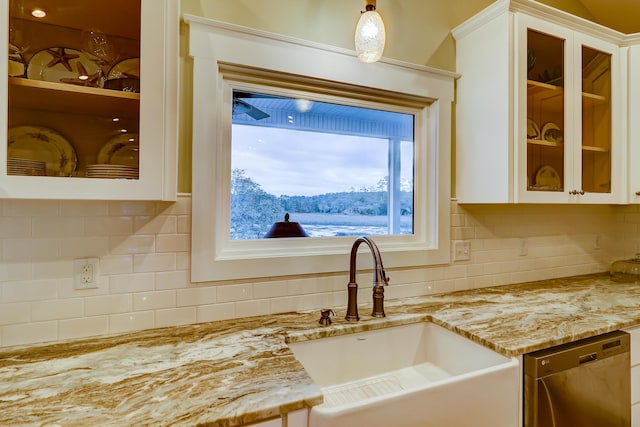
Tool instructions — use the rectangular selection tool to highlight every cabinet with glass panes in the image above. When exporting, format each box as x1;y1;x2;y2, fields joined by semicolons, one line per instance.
2;0;178;200
453;0;623;204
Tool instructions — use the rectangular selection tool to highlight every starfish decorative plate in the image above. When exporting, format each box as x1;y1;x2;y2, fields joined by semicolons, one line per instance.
27;47;103;88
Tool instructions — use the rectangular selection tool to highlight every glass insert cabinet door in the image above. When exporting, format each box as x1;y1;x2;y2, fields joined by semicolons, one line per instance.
525;26;612;198
526;29;566;193
7;0;141;180
581;46;612;195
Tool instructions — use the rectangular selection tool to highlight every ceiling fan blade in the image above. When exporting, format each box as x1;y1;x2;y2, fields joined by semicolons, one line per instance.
233;98;270;120
246;105;270;120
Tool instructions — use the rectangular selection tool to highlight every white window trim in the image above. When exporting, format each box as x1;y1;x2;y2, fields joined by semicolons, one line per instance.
185;14;457;282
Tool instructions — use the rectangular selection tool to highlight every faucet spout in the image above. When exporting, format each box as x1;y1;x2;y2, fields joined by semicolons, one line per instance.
345;236;389;321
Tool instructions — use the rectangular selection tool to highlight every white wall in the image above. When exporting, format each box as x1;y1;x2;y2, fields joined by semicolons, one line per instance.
0;195;619;348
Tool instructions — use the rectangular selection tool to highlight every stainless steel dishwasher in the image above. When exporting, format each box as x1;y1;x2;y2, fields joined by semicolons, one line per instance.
523;330;630;427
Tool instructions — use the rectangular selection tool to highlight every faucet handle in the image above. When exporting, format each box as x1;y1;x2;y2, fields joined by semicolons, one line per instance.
318;309;335;326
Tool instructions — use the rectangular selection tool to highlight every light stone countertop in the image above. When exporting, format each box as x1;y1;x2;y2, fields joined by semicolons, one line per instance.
2;273;640;426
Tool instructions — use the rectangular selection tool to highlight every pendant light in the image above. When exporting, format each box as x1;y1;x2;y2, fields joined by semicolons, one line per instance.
354;0;386;63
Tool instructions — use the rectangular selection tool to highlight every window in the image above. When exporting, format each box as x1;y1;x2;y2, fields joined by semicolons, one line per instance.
186;15;455;282
230;90;415;240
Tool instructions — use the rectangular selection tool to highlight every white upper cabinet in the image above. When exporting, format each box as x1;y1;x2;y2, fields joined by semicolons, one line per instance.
454;0;625;204
1;0;179;200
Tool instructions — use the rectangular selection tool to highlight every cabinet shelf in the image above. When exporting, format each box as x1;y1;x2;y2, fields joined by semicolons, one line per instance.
582;145;609;153
527;79;562;93
527;138;562;148
9;77;139;118
582;91;607;103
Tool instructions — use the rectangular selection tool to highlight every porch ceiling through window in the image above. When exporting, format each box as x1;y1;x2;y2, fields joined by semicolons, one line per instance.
232;92;414;141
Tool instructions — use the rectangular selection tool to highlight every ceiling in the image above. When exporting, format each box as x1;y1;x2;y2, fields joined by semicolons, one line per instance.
574;0;640;34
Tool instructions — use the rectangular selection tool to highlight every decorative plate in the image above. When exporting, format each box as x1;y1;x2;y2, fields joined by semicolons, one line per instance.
7;126;77;176
535;165;561;189
527;119;540;140
541;122;563;143
107;58;140;79
27;47;103;88
97;133;139;167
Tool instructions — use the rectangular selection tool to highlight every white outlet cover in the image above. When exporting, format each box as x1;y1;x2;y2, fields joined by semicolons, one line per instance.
74;258;100;289
453;240;471;261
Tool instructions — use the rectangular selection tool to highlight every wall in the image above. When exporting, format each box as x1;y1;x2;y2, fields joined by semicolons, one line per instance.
0;196;622;348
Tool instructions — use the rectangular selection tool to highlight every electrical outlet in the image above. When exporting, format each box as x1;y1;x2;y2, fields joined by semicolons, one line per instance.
74;258;100;290
453;240;471;261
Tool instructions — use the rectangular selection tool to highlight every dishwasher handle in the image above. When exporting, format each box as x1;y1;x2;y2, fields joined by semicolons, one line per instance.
579;352;597;364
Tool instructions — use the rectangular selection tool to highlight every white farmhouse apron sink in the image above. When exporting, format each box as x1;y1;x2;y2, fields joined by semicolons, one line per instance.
288;322;519;427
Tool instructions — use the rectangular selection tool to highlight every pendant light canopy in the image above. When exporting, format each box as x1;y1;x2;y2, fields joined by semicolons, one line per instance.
354;0;386;63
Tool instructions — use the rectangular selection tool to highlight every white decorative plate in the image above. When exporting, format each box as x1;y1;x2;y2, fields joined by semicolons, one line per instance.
27;47;103;88
97;133;139;167
87;164;139;179
535;165;561;189
541;122;563;143
7;126;77;176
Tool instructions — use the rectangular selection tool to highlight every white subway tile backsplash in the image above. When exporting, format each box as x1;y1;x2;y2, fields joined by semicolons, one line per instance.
109;201;155;216
3;279;59;303
110;235;155;255
156;234;190;252
58;237;110;260
31;261;70;280
253;280;288;299
32;217;85;238
109;311;155;334
31;299;84;321
0;195;622;348
133;253;176;272
0;302;30;325
0;217;30;238
134;215;177;234
85;216;133;236
155;307;197;328
2;321;58;346
177;286;217;307
176;252;190;270
217;283;253;302
3;200;58;217
196;303;235;323
59;316;109;341
177;215;191;233
100;255;133;275
3;238;59;261
235;299;271;318
85;294;132;316
109;273;155;294
0;262;31;282
132;290;176;311
59;200;109;217
156;270;189;290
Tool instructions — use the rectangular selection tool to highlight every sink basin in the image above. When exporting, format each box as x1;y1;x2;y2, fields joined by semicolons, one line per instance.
288;322;519;427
